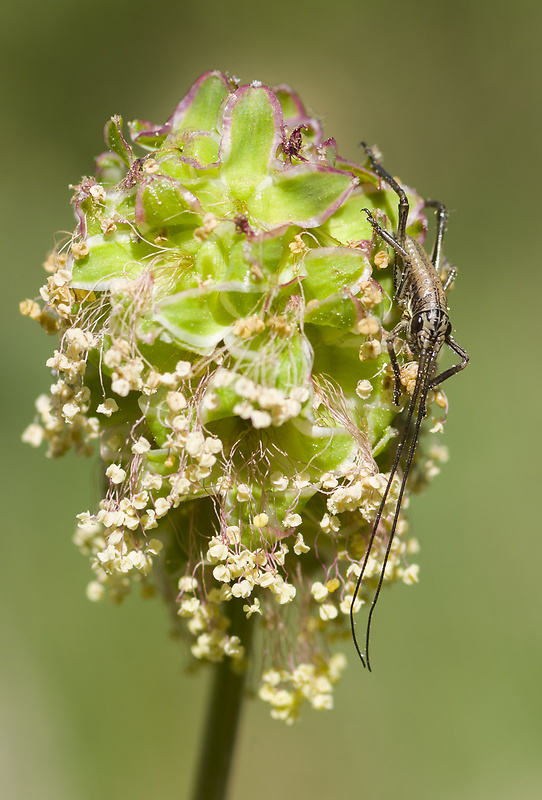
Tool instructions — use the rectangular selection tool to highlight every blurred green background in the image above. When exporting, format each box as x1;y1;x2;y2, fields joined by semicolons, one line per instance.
2;0;541;797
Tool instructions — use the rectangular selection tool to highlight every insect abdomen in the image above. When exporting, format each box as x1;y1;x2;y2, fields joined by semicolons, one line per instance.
404;236;447;313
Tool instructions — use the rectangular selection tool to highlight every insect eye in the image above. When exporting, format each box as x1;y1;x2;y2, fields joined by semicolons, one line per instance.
411;314;424;334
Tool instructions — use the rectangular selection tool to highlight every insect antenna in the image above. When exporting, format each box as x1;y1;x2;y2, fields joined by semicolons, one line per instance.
350;349;435;671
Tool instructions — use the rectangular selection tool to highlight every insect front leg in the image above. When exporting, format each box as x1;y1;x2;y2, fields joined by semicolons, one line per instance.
363;209;409;257
429;335;469;389
363;209;413;305
387;319;408;405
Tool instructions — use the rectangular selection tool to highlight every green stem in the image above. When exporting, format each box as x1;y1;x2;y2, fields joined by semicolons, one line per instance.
191;600;253;800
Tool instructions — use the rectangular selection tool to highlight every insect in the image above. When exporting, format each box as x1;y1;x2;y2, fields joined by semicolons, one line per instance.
350;143;469;671
281;124;309;163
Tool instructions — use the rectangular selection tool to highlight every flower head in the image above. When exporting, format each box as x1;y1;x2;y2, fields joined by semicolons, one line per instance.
22;71;447;720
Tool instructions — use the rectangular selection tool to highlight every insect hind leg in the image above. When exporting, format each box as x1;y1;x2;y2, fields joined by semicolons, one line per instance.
361;143;409;247
423;199;447;271
423;200;459;295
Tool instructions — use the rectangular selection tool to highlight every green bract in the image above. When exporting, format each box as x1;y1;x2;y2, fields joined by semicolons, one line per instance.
23;71;447;722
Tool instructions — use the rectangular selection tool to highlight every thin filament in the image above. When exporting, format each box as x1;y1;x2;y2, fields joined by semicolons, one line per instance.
349;351;433;669
364;376;430;671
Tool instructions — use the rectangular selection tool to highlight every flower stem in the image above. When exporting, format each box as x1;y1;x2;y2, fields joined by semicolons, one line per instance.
191;600;253;800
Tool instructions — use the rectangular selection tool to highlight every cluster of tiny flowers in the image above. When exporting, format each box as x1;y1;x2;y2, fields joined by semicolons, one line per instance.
259;655;347;724
21;259;101;457
22;72;449;720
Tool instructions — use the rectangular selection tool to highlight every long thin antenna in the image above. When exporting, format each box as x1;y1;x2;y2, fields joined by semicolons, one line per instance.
349;350;434;670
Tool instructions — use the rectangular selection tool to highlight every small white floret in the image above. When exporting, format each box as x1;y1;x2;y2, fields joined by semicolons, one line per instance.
97;398;119;416
178;575;198;593
294;535;310;555
86;581;105;602
283;512;302;528
237;484;251;502
232;579;252;598
105;464;126;484
355;379;373;399
132;437;151;454
22;423;44;447
243;598;262;618
311;581;328;602
270;472;289;491
167;391;187;412
319;603;338;621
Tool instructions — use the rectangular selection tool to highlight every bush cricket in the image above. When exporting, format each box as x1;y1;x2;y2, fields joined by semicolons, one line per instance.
350;143;469;671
